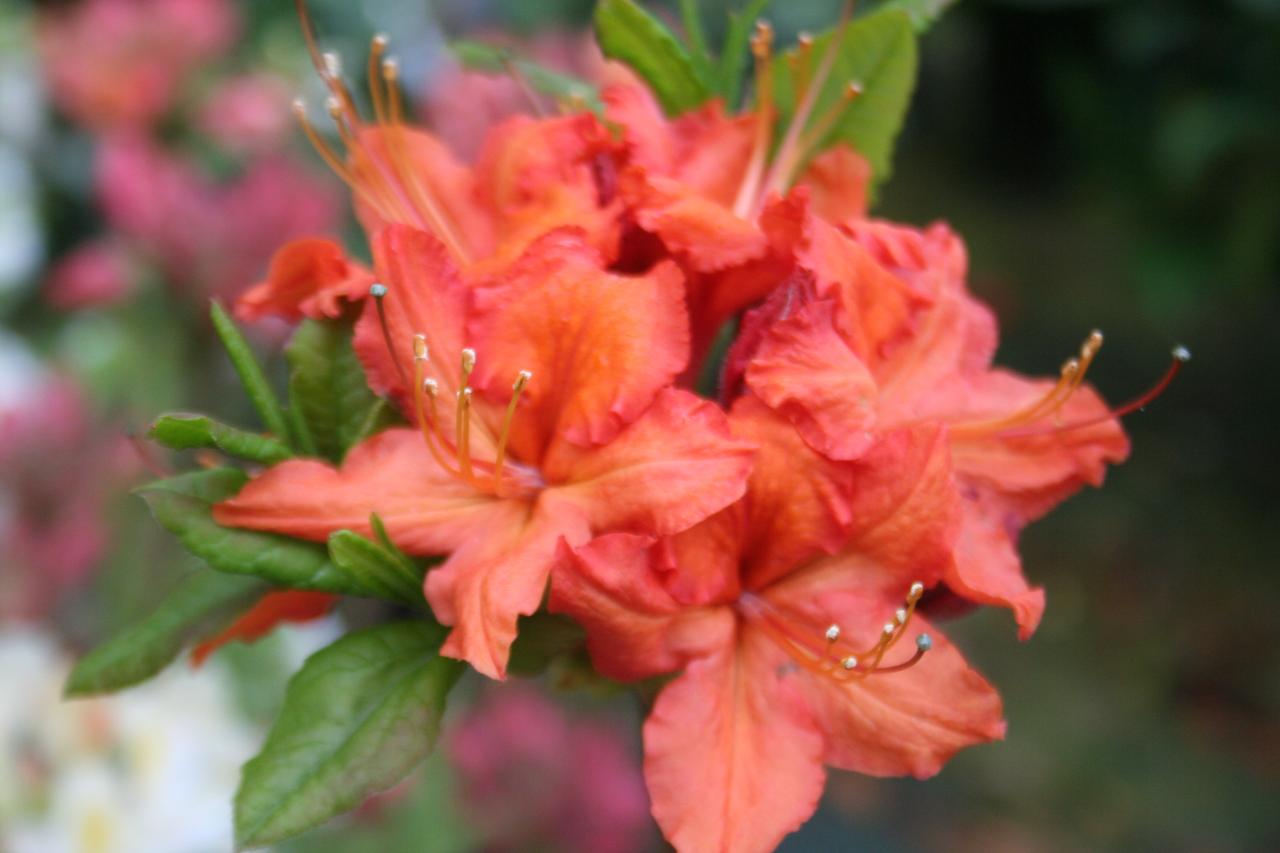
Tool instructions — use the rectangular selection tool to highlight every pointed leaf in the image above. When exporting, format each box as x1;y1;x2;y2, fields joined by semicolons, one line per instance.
877;0;959;33
286;317;389;463
65;569;267;697
772;9;918;183
149;414;292;465
451;40;603;112
594;0;711;115
210;301;292;447
235;622;462;848
327;528;425;607
138;469;400;600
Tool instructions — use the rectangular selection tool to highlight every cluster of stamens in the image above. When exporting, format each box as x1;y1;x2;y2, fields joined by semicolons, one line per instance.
750;581;932;682
290;1;470;262
732;1;864;219
951;331;1191;440
370;286;533;498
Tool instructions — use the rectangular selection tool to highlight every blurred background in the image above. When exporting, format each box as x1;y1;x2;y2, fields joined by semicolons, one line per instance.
1;0;1276;850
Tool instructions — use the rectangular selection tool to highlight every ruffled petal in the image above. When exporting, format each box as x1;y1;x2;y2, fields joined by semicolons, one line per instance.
730;396;861;592
235;237;374;322
472;112;620;272
549;532;733;681
212;428;499;555
468;230;689;460
547;388;754;538
644;634;826;853
951;370;1130;522
950;496;1045;640
191;590;336;666
761;568;1006;778
745;297;880;461
796;143;871;224
426;495;587;680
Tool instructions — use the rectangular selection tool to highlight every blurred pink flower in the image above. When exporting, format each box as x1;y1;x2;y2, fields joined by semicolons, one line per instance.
198;74;296;154
37;0;238;130
421;32;633;157
0;376;139;622
448;686;651;853
95;134;341;301
44;238;135;310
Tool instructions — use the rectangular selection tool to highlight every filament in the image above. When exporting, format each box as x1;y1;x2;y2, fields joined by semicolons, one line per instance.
370;283;409;390
731;21;776;219
492;370;532;492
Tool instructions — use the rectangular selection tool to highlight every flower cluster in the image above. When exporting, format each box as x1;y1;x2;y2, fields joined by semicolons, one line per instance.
80;4;1185;851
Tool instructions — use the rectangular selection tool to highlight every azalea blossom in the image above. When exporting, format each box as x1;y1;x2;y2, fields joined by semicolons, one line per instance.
36;0;238;130
733;200;1182;635
552;396;1005;852
215;224;753;678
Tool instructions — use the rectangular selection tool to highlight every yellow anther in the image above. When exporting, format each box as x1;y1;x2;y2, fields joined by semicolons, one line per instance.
413;334;429;361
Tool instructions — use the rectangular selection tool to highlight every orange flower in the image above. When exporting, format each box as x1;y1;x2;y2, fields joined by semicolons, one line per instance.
737;200;1163;636
235;237;374;322
552;397;1004;853
215;225;753;678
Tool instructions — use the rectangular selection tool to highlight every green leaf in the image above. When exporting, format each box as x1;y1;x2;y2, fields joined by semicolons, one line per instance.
717;0;771;108
875;0;959;33
772;9;918;184
594;0;711;115
235;622;462;848
327;528;424;607
678;0;715;88
65;569;267;697
286;318;388;464
138;469;400;600
451;40;603;112
149;414;292;465
210;301;293;448
506;611;585;677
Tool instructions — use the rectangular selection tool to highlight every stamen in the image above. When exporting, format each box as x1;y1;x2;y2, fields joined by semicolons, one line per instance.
790;33;815;103
760;0;856;201
492;370;532;492
796;80;862;164
731;21;776;219
455;349;477;480
368;34;390;126
411;342;465;480
1001;345;1190;438
370;283;409;390
293;0;326;78
745;580;931;683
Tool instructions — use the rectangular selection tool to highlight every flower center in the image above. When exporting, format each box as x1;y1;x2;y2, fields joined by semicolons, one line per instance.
951;331;1190;440
741;581;932;682
290;1;471;263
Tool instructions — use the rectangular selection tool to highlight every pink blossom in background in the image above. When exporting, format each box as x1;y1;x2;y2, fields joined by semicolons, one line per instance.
37;0;238;131
95;134;341;302
198;74;297;154
448;686;652;853
421;32;634;158
0;376;139;622
43;238;135;310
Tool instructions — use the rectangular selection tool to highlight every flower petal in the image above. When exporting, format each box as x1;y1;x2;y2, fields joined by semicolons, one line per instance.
761;570;1006;778
644;635;826;853
212;428;498;555
191;589;336;666
547;387;754;538
426;496;587;680
235;237;374;323
795;143;871;224
950;497;1045;640
468;230;689;459
550;532;733;681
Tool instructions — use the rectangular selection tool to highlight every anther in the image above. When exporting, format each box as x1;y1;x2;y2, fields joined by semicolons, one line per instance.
322;51;342;80
1173;345;1192;362
916;634;932;652
825;624;841;642
841;656;857;671
372;33;388;50
413;334;429;362
895;608;908;625
909;581;924;601
369;283;387;298
882;623;896;637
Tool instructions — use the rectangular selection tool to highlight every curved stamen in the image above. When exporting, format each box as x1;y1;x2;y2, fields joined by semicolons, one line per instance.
731;21;776;219
492;370;532;493
1000;345;1190;438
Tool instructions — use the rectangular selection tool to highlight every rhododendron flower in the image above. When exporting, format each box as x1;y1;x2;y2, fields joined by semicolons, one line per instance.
215;225;753;678
448;686;651;853
43;238;135;310
0;376;139;621
96;135;341;301
737;204;1152;635
198;74;298;154
235;238;374;323
36;0;237;130
552;396;1004;852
